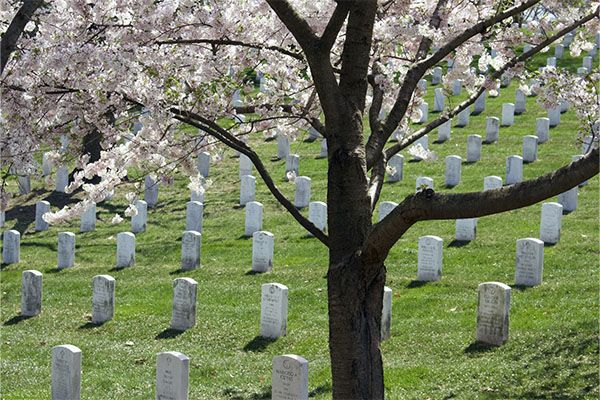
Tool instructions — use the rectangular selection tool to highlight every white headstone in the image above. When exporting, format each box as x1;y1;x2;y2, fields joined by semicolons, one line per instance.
17;174;30;195
92;275;115;324
431;67;442;85
466;135;482;162
411;135;429;161
540;202;562;244
445;155;462;187
190;188;204;203
546;56;556;67
185;201;203;233
232;89;243;107
548;106;560;127
456;219;477;241
381;286;392;341
42;152;53;176
56;166;69;193
416;176;434;192
171;277;197;331
378;201;398;222
156;351;189;400
307;127;321;140
577;67;588;75
473;90;486;114
260;283;288;339
535;118;550;143
272;355;309;400
418;102;429;123
3;230;20;264
252;231;274;272
522;135;538;163
294;176;311;209
500;73;511;87
240;175;256;206
181;231;201;270
116;232;135;268
21;270;42;316
515;89;526;114
485;117;499;143
319;139;328;158
285;154;300;180
456;108;470;127
557;186;578;213
418;79;427;91
523;43;533;53
433;88;445;112
145;176;159;208
515;238;544;287
131;200;148;233
583;56;592;71
501;103;515;126
239;154;253;177
80;202;96;232
52;345;81;400
245;201;263;237
559;99;569;114
197;151;211;177
505;155;523;185
277;133;290;160
483;176;502;191
0;210;4;228
437;119;451;142
476;282;511;346
57;232;75;269
452;79;462;96
35;201;50;231
387;154;404;182
582;135;599;154
308;201;327;235
417;235;443;282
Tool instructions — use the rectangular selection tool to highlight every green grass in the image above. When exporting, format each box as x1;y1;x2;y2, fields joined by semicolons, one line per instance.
1;47;599;399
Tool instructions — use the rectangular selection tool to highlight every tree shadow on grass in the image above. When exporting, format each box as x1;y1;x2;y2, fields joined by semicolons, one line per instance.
3;315;33;326
243;335;276;352
5;190;80;234
405;280;428;289
448;240;470;247
155;328;185;340
464;341;498;355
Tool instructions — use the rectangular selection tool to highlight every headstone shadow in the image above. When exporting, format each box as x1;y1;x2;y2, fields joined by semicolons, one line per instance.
405;280;428;289
222;386;271;400
169;268;187;275
244;270;263;276
433;139;447;144
78;321;105;329
543;242;557;247
155;328;185;340
3;315;33;326
464;341;498;354
237;235;252;240
407;159;422;163
510;284;531;292
243;335;276;352
448;240;470;247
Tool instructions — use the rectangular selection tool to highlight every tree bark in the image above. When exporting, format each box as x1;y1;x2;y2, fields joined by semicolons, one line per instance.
1;0;45;75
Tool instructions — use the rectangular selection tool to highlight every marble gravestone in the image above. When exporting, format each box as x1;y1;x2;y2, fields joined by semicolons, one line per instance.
181;231;202;270
21;270;42;317
554;44;564;59
190;188;204;203
485;117;499;143
260;283;288;339
515;89;526;114
277;133;290;160
387;154;404;182
473;90;486;115
0;210;4;228
548;106;560;127
185;201;203;233
80;202;96;232
431;67;442;85
171;278;198;331
35;201;51;231
455;219;477;241
583;56;592;71
437;119;451;142
285;154;300;180
476;282;511;346
92;275;115;324
546;56;556;67
131;200;148;233
445;155;462;187
252;231;275;272
378;201;398;222
456;108;470;127
57;232;76;269
116;232;135;268
515;238;544;287
501;103;515;126
505;155;523;185
156;351;189;400
308;201;327;235
272;355;309;400
417;79;427;91
540;202;563;244
418;102;429;123
522;135;538;163
245;201;263;237
381;286;392;341
3;230;20;264
55;166;69;193
197;151;211;177
42;152;53;176
145;175;159;208
466;135;482;162
240;175;256;206
417;235;443;282
294;176;311;209
52;345;82;400
483;176;502;191
557;186;578;213
452;79;462;96
433;88;445;112
411;135;429;160
416;176;434;192
535;117;550;143
239;154;253;177
319;139;328;158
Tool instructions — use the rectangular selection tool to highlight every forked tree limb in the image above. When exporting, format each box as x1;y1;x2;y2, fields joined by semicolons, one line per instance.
1;0;45;75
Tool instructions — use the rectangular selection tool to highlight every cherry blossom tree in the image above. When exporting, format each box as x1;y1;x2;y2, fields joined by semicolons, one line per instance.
1;1;599;397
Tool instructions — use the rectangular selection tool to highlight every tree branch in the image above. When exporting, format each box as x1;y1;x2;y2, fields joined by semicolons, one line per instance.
320;2;352;51
1;0;45;75
363;148;599;265
265;0;318;51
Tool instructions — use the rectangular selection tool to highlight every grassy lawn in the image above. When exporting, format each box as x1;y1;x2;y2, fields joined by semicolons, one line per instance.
1;47;598;399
